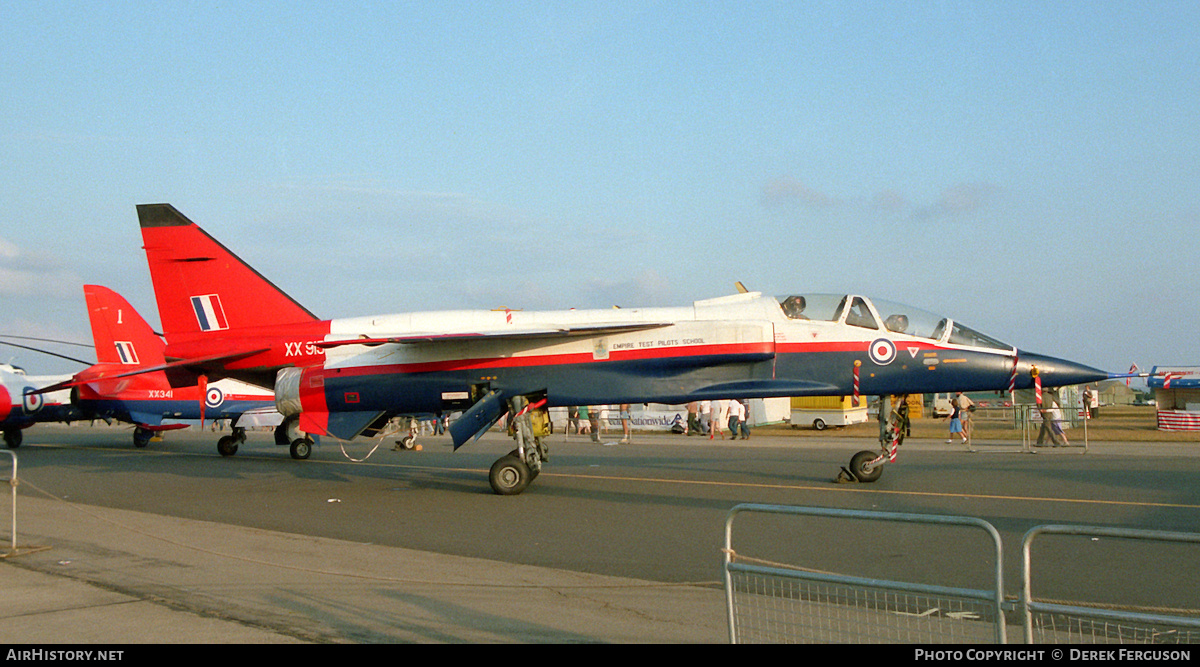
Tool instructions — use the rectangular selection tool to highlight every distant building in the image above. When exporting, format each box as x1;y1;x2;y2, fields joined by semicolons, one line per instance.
1148;366;1200;431
1096;379;1139;406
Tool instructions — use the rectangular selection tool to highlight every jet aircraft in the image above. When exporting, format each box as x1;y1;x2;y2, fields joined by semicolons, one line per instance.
0;363;80;448
14;287;279;452
70;285;281;451
132;203;1109;494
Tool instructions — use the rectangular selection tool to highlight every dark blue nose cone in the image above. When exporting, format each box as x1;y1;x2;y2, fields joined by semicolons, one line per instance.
1016;350;1108;388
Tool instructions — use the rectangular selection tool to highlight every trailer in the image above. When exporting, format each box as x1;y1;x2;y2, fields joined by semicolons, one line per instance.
788;396;869;430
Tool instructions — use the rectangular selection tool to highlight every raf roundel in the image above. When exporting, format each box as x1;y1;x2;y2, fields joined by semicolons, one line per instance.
869;338;897;366
22;387;44;413
205;386;225;409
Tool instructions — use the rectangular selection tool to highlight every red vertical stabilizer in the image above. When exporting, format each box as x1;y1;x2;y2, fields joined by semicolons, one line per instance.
83;285;167;367
137;204;320;339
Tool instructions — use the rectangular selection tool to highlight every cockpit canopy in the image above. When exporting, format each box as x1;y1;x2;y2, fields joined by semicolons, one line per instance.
776;294;1012;352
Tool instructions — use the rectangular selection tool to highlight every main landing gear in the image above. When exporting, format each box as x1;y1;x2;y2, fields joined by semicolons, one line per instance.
212;418;314;459
217;426;248;457
4;428;22;449
274;415;314;459
838;396;907;484
488;396;550;496
133;427;153;448
392;416;420;451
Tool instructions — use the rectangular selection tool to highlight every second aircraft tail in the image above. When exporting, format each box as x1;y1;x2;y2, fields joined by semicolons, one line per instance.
83;285;167;367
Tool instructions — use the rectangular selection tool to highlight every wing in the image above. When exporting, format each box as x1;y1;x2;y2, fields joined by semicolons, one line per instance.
314;322;674;350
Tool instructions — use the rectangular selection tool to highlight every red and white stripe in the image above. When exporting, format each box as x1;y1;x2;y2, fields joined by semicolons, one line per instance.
1157;410;1200;431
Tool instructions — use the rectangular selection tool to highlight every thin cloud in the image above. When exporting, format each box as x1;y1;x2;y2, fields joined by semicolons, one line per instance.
871;189;909;212
762;176;999;222
915;183;999;219
0;237;80;298
581;269;679;309
761;176;837;208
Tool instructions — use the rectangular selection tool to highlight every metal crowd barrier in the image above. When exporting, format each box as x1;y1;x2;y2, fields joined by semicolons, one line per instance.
723;506;1200;644
1021;524;1200;644
0;450;48;558
1015;404;1089;452
723;504;1006;644
2;450;17;556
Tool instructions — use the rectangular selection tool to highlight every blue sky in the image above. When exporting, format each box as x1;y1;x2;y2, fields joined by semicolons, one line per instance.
2;2;1197;379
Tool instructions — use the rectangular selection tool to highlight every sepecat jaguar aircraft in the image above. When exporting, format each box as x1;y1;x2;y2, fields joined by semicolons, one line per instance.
128;203;1109;494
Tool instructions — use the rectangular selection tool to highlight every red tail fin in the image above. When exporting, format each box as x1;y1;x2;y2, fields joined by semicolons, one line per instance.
137;204;319;338
83;285;167;367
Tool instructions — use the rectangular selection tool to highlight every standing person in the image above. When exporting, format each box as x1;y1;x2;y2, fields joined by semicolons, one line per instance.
710;399;726;440
944;398;967;445
896;395;911;438
955;392;974;442
686;402;700;436
587;406;601;443
728;399;744;440
577;405;590;437
1035;406;1057;446
1084;385;1098;419
567;406;580;436
736;400;751;439
1037;389;1066;447
1049;403;1069;446
619;403;631;444
699;400;712;436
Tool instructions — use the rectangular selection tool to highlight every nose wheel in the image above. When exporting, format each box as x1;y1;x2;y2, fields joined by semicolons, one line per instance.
837;397;904;483
843;449;885;482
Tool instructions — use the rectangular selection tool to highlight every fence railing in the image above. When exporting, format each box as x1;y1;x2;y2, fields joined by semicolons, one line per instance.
723;504;1006;644
724;505;1200;644
2;450;18;556
1021;524;1200;644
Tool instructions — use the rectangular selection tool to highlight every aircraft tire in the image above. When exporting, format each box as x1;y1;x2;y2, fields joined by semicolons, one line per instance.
4;429;21;449
506;448;541;480
290;438;312;460
133;428;152;449
217;435;239;457
849;450;883;483
489;455;531;496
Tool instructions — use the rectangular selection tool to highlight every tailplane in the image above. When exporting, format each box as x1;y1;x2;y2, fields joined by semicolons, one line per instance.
137;204;319;337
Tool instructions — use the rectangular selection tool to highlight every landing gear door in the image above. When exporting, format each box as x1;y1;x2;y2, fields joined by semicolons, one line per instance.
448;387;506;451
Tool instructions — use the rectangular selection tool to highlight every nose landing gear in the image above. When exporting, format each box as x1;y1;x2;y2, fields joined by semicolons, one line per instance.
837;396;907;483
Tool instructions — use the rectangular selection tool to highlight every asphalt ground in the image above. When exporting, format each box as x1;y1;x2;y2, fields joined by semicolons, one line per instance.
1;422;1199;645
